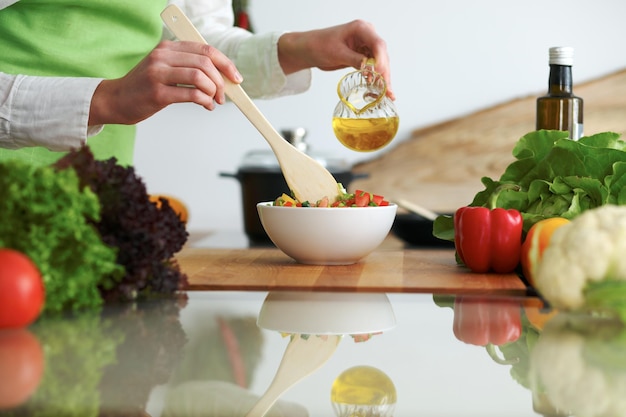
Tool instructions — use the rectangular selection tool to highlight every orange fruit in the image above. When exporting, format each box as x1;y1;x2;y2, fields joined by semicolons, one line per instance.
520;217;570;286
149;194;189;223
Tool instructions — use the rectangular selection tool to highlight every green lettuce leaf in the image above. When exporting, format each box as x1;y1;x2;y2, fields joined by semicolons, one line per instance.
433;130;626;242
583;280;626;324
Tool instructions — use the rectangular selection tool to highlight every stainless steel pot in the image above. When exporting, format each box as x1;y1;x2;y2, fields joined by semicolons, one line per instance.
220;128;367;243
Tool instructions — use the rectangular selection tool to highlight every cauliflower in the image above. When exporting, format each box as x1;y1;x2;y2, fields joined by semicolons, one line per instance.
534;205;626;319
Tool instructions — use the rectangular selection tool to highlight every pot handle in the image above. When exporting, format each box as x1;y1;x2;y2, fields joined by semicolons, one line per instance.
351;173;369;180
219;172;242;181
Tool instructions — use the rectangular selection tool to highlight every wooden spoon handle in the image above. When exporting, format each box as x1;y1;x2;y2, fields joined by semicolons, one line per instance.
161;5;205;43
395;198;439;221
161;5;339;204
219;81;291;156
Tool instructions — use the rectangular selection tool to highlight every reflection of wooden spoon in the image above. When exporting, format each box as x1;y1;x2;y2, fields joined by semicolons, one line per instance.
245;334;341;417
161;5;340;204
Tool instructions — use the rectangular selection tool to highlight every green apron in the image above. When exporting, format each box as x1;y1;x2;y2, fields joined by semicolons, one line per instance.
0;0;167;166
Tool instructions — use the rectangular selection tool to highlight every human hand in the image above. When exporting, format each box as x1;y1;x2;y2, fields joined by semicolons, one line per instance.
277;20;394;100
89;40;243;126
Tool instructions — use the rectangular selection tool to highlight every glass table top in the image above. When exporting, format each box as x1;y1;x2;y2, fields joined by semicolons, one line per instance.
1;288;608;417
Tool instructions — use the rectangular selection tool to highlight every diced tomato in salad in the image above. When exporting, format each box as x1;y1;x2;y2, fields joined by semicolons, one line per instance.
272;185;390;208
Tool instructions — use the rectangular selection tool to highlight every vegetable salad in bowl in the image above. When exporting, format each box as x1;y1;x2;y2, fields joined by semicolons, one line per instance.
272;186;390;208
258;188;396;265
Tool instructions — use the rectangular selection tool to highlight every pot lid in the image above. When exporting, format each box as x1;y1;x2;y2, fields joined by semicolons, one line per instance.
239;128;351;172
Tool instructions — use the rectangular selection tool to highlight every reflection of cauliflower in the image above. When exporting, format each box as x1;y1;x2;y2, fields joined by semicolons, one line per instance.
534;205;626;317
529;313;626;417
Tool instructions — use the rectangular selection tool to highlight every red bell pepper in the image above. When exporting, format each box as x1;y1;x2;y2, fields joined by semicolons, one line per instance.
452;296;522;347
454;206;523;273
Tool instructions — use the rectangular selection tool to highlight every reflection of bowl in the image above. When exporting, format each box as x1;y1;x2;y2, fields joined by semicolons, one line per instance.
257;292;396;335
257;202;397;265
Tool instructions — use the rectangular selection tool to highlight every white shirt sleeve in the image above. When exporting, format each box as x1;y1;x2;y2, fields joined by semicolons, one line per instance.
166;0;312;99
0;73;103;151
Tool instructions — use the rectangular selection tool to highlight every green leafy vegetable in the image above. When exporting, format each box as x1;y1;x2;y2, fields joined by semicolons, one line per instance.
54;147;189;302
0;146;189;314
434;130;626;241
0;159;123;313
584;280;626;324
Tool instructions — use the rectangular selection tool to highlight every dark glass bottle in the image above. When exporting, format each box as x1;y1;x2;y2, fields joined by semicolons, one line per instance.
536;46;583;140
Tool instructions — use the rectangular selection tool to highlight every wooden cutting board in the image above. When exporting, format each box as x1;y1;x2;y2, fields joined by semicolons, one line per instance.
176;247;527;295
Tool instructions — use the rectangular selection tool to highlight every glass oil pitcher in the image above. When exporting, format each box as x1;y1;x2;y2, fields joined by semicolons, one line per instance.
332;58;399;152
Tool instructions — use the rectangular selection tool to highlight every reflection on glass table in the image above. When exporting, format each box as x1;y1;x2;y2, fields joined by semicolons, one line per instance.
3;291;626;416
529;312;626;417
331;365;396;417
0;296;188;417
161;291;398;417
248;292;396;417
257;291;397;337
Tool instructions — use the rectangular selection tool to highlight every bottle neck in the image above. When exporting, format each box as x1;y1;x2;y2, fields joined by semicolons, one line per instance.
547;64;573;96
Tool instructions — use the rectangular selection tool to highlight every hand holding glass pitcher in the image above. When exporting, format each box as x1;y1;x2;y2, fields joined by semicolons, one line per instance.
332;58;399;152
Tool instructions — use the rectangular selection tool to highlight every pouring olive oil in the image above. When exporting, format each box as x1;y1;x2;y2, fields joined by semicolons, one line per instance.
333;59;399;152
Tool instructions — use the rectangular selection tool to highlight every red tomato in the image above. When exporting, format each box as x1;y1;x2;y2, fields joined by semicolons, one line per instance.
341;197;356;206
354;191;371;207
370;194;381;204
0;249;45;328
0;329;45;409
351;190;389;207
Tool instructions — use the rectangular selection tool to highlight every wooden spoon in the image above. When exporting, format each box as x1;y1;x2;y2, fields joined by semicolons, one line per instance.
245;334;341;417
394;198;439;221
161;5;339;204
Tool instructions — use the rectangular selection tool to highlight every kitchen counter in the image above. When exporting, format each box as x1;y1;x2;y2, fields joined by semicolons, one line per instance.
2;230;610;417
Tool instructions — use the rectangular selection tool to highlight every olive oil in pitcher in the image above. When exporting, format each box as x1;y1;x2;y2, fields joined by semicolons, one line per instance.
332;116;399;151
333;59;399;152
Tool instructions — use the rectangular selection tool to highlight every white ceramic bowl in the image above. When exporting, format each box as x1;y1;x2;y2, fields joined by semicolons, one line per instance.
257;202;397;265
257;291;397;336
